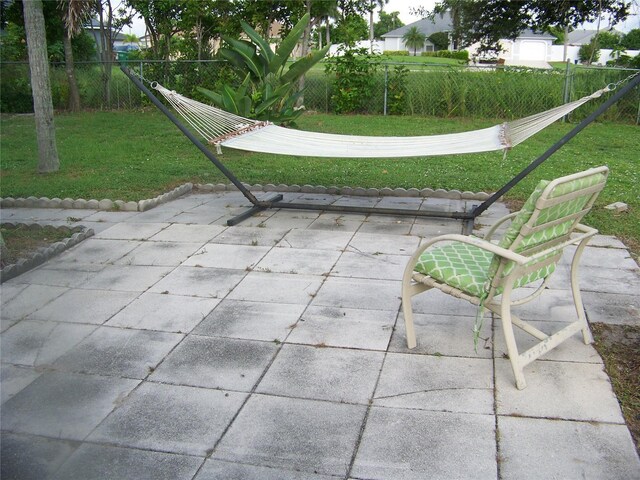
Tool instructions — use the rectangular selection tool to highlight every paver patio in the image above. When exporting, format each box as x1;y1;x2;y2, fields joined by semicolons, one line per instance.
1;190;639;479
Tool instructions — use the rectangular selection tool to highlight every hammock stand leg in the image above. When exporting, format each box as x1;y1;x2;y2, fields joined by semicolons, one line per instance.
121;66;282;225
122;65;477;229
471;72;640;219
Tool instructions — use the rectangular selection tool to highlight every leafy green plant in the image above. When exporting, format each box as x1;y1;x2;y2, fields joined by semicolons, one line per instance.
325;46;380;114
387;65;409;115
197;13;329;125
578;40;600;64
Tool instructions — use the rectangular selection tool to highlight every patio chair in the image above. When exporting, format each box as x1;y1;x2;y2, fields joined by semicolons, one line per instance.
401;166;609;389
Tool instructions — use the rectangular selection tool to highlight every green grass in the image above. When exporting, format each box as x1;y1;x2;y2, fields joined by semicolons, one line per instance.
1;110;638;255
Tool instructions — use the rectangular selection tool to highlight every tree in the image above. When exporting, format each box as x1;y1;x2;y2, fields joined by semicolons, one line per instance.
122;32;139;44
597;31;622;49
23;0;59;173
61;0;94;112
127;0;184;62
373;10;403;38
428;31;449;51
402;26;425;55
579;39;600;64
367;0;387;52
422;0;629;53
332;13;368;45
622;28;640;49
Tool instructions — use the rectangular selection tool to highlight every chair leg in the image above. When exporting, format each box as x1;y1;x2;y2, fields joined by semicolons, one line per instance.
570;239;594;345
499;288;527;390
401;283;431;349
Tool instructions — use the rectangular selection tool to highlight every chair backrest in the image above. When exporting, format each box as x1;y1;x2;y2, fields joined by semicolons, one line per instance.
487;166;609;292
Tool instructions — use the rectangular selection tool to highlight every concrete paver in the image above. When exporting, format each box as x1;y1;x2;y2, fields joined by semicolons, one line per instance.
256;344;384;404
351;407;497;480
1;191;639;479
50;443;202;480
212;395;366;477
1;372;140;440
498;416;640;480
106;292;219;333
150;336;278;390
1;433;79;480
194;300;305;342
373;352;494;414
287;305;396;350
52;326;183;379
87;382;247;456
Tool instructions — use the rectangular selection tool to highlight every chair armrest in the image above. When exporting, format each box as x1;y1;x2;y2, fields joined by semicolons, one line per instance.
484;211;519;241
521;223;598;266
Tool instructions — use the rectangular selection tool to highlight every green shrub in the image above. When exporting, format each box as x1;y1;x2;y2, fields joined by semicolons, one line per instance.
578;41;600;64
421;50;469;61
326;47;380;114
383;50;409;56
387;65;409;115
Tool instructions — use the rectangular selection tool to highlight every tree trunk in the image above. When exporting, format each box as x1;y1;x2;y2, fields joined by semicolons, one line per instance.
326;17;330;45
297;0;313;107
369;7;374;53
98;1;112;107
23;0;60;173
563;25;569;62
63;32;81;111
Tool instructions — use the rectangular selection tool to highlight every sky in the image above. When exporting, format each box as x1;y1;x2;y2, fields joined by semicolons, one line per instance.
124;0;640;37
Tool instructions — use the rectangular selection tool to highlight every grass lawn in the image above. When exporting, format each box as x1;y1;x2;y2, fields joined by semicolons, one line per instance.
1;110;638;256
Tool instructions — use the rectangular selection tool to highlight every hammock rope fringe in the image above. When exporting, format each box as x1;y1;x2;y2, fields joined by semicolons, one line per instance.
153;83;610;159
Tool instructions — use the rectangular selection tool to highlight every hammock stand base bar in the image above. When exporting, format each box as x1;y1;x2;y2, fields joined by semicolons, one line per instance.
229;196;477;232
122;66;639;234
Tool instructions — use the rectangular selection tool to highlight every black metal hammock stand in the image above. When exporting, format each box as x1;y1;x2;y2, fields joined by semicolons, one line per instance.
121;66;640;232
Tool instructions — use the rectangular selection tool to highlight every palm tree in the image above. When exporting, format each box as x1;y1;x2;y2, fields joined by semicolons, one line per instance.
368;0;388;53
123;32;139;45
60;0;94;112
402;26;425;56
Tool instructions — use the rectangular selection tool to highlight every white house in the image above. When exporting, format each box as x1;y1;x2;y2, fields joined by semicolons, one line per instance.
381;14;453;53
470;29;557;68
383;15;556;68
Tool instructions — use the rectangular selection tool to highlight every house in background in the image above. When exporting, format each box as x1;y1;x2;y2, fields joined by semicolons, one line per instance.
566;29;625;46
382;13;453;53
469;29;556;68
382;14;555;68
84;19;127;50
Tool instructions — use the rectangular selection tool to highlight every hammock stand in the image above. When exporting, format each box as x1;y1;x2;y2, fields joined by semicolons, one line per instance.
122;66;639;232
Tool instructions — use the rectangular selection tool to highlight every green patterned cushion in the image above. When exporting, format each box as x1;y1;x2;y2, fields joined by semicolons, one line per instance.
414;239;494;297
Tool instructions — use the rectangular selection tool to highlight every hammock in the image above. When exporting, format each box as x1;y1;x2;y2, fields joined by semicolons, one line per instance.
153;82;609;158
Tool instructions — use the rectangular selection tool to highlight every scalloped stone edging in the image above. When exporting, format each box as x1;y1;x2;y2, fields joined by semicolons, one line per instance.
194;183;491;201
0;223;94;283
0;183;193;213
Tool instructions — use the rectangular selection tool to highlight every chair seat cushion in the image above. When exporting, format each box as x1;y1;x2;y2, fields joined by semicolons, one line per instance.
414;240;494;297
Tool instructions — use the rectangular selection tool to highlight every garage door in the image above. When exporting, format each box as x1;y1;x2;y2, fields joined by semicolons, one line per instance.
519;41;546;61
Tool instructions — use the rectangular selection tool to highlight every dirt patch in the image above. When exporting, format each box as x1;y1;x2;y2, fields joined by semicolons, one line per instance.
0;225;72;268
591;323;640;454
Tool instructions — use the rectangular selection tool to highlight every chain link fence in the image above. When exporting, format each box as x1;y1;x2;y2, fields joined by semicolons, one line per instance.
1;59;639;123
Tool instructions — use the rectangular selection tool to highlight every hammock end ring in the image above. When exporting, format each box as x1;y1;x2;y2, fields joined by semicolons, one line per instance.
150;81;158;89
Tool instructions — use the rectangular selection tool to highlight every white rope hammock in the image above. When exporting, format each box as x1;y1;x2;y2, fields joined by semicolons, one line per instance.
153;83;609;159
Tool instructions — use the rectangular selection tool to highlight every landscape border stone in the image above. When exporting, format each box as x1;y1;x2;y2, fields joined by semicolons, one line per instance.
192;183;491;201
0;182;492;216
0;183;194;213
0;223;94;283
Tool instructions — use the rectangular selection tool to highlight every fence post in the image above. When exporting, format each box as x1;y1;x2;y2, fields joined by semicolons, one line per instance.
383;64;388;116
